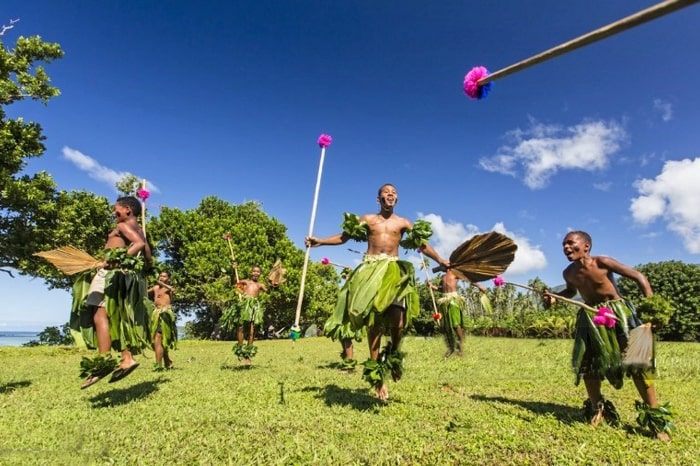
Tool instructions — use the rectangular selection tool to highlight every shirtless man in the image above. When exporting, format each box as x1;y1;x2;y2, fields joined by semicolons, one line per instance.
76;196;152;388
231;264;269;363
149;271;177;370
432;269;486;358
544;231;672;440
306;183;448;400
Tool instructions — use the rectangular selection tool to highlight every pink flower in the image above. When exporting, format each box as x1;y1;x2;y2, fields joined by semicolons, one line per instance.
137;188;150;201
463;66;489;99
593;307;617;328
317;134;332;148
321;257;330;265
493;276;505;287
223;233;231;240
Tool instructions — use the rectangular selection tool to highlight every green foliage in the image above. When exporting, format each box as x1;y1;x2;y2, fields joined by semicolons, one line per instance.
618;261;700;341
115;173;142;196
399;219;432;251
148;197;339;338
636;295;674;330
1;33;112;287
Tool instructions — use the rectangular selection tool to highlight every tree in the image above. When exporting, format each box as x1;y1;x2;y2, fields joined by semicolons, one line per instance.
23;322;74;346
618;261;700;341
1;32;113;287
147;197;339;338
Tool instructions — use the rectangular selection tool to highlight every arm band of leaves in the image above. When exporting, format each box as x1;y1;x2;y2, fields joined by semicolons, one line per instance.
341;212;369;242
399;219;433;250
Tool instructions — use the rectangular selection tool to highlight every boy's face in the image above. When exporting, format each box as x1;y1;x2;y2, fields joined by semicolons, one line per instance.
251;267;261;281
112;203;131;222
159;272;169;283
377;185;398;210
562;233;589;261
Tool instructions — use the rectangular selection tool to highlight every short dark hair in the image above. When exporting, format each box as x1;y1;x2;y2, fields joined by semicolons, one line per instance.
377;183;396;196
568;230;592;248
116;196;142;216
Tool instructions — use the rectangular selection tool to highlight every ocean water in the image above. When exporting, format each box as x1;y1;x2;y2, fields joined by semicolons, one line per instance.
0;331;40;347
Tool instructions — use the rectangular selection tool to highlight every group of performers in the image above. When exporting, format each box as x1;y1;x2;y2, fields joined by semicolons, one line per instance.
68;187;674;440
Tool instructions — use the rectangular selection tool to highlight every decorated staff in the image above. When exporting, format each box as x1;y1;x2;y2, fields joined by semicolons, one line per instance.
292;134;332;341
418;251;441;322
222;233;239;282
137;180;150;238
464;0;700;99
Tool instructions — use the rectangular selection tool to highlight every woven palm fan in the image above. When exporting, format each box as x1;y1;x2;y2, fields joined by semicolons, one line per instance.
433;231;518;282
622;323;654;371
33;245;102;275
268;259;287;286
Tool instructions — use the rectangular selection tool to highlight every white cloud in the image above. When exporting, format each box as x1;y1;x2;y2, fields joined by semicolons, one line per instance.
630;157;700;253
62;146;159;193
653;99;673;122
593;181;612;192
479;119;626;189
418;214;547;277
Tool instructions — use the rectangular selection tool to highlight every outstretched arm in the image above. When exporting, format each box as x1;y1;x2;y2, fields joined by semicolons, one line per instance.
305;232;351;248
420;243;449;269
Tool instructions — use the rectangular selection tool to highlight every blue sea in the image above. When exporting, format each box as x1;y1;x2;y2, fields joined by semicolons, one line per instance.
0;331;40;347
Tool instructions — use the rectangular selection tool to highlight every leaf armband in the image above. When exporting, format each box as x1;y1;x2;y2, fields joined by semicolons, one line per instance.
400;219;433;251
341;213;369;242
104;247;145;273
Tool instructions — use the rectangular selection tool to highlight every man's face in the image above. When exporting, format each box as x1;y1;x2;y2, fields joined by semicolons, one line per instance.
377;185;398;210
562;234;589;262
159;272;169;283
251;267;261;281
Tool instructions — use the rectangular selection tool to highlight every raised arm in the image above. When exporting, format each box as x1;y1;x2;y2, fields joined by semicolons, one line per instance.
305;232;351;247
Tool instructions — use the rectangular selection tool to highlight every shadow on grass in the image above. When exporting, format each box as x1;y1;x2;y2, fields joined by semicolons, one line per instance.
301;384;388;412
470;394;582;425
0;380;31;393
88;379;168;408
220;362;255;371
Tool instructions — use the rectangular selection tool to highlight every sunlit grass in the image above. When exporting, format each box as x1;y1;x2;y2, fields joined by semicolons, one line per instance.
1;336;698;465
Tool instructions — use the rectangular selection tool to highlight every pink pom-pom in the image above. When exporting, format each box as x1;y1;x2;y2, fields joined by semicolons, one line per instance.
317;134;333;148
223;233;231;240
463;66;489;99
321;257;330;265
137;188;150;201
493;276;505;288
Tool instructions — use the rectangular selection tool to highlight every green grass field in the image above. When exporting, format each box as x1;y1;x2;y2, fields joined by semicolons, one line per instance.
1;336;699;465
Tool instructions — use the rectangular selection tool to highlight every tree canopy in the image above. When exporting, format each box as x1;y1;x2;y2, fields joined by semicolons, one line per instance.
1;33;113;288
148;197;340;339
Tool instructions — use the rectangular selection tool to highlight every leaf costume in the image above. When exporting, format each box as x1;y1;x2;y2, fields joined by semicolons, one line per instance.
70;249;150;355
572;299;653;389
220;295;264;330
437;292;466;353
149;303;178;351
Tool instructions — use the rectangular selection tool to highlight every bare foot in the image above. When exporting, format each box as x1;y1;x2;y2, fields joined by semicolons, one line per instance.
444;350;453;359
241;358;251;366
656;432;671;442
375;384;389;401
164;358;173;370
589;405;605;427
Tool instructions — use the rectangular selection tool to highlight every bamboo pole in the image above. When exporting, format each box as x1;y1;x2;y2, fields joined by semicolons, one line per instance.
140;179;147;239
502;281;597;313
478;0;700;86
225;237;240;282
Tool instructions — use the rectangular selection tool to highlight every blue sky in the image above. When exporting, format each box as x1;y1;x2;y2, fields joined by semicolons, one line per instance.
2;1;699;330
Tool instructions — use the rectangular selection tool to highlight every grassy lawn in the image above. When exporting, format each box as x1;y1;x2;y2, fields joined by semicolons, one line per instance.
1;336;698;465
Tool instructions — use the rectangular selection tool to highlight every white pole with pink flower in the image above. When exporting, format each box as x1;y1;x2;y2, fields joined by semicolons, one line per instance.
137;180;150;239
292;134;332;341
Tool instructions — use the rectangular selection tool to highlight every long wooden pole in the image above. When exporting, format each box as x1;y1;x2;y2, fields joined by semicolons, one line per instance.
478;0;700;86
294;145;328;327
225;238;240;282
503;281;597;313
419;252;440;317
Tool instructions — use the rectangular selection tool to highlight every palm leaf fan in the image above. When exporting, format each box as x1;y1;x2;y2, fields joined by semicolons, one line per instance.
33;246;102;275
435;231;517;282
268;259;287;286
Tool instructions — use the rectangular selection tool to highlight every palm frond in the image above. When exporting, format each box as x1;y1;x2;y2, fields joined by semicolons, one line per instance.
446;232;517;282
34;246;101;275
268;259;287;286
